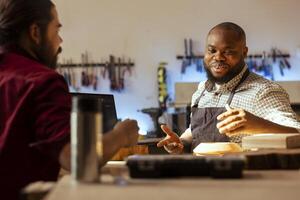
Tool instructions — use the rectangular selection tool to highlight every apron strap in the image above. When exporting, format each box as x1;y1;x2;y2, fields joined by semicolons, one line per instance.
226;69;250;105
193;68;250;108
192;89;206;108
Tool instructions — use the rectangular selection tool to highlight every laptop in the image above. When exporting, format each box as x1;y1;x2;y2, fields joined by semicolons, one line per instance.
71;93;118;133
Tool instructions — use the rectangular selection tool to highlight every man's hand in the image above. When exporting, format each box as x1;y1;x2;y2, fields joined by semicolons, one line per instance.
217;104;298;136
113;119;139;147
216;105;259;136
157;125;184;154
58;119;140;171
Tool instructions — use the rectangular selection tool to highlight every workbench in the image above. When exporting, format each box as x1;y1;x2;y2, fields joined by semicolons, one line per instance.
45;161;300;200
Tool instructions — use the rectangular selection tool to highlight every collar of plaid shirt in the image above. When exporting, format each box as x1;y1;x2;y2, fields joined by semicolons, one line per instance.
204;65;248;93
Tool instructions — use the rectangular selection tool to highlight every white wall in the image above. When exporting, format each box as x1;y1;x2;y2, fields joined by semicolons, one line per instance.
53;0;300;133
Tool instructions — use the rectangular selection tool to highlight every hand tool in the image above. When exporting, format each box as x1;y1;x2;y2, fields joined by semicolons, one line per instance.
181;39;188;74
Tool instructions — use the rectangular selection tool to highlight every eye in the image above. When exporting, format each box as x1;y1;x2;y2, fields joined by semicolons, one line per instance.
224;50;235;55
208;48;216;54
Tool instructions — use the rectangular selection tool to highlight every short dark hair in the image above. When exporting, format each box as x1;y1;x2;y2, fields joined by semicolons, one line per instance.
0;0;54;46
209;22;246;44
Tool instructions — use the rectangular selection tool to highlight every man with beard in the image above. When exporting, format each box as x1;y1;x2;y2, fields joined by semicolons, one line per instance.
0;0;139;199
157;22;300;154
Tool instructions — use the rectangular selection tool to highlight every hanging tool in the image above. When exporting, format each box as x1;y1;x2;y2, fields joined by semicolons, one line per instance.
126;58;132;76
119;58;125;91
109;55;117;91
66;60;72;87
271;48;277;63
92;62;98;90
116;57;121;92
189;38;193;66
81;53;87;86
262;51;271;77
276;49;291;69
196;58;203;72
190;38;203;72
58;53;135;91
101;61;108;79
252;56;258;72
181;39;188;74
247;55;254;71
87;54;95;88
70;59;77;89
85;52;91;86
157;62;168;111
279;60;285;76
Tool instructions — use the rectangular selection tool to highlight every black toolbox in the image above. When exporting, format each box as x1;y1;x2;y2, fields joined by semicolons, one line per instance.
126;154;245;179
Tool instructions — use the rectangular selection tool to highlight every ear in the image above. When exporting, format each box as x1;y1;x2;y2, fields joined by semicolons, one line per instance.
28;23;42;45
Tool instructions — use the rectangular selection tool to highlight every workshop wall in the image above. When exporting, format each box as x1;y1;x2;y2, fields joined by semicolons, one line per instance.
54;0;300;133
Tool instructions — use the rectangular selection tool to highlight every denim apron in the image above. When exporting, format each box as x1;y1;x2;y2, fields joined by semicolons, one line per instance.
191;69;250;150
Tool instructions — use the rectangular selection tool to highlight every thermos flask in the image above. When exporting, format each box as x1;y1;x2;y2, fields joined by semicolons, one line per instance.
71;95;103;183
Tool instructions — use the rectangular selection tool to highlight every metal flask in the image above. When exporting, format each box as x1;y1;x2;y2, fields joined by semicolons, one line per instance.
71;95;103;183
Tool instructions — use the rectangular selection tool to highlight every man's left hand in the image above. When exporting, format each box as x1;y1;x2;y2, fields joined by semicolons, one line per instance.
216;107;257;136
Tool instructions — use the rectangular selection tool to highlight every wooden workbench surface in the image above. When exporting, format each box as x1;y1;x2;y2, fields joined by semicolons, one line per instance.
46;162;300;200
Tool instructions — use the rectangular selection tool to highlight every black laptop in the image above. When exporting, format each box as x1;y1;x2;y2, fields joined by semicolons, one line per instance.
71;93;118;133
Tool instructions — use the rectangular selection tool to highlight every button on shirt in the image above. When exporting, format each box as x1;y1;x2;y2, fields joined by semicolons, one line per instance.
188;65;300;143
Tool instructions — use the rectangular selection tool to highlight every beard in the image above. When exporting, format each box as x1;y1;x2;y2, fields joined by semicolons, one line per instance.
203;59;245;84
35;37;62;70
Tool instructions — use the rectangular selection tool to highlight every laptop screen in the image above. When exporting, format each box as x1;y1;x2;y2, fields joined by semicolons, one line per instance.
71;93;118;133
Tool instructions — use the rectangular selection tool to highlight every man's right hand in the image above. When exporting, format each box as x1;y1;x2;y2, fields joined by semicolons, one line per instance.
113;119;139;147
157;125;184;154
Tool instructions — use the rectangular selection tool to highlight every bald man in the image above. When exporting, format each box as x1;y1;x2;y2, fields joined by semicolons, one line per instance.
158;22;300;154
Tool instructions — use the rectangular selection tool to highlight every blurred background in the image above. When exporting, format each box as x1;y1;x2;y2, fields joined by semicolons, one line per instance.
53;0;300;135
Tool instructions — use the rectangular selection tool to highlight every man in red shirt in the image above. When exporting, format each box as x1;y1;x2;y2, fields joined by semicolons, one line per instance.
0;0;139;199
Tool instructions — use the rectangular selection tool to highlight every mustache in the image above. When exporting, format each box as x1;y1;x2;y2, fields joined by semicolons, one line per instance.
210;62;230;68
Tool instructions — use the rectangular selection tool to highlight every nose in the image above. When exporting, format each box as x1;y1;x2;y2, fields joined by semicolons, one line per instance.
214;51;225;62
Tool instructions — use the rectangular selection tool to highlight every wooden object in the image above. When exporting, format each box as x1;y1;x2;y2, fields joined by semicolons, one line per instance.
46;170;300;200
193;142;243;156
242;133;300;150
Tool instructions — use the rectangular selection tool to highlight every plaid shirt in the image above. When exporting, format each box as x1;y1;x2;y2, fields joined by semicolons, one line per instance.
188;65;300;143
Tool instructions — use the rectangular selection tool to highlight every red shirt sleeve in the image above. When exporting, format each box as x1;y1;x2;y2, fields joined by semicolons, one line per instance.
29;72;71;161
